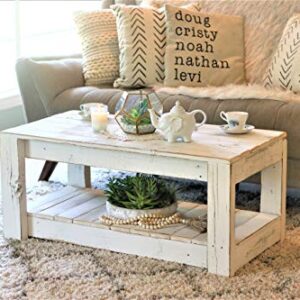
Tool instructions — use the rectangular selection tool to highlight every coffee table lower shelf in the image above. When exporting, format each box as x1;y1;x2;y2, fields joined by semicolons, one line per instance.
27;186;280;270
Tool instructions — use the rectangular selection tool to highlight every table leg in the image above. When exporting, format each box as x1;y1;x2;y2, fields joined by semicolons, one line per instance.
207;162;236;276
261;139;287;242
38;160;58;181
68;164;91;188
1;135;27;240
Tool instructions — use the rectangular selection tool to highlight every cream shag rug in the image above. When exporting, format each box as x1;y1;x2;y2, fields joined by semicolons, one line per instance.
0;171;300;300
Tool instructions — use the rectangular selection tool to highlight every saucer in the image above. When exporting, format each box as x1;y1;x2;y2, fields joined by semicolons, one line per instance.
79;111;91;120
220;124;255;134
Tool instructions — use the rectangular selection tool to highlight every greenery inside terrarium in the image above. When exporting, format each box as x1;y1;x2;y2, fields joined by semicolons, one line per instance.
121;98;152;126
105;175;176;210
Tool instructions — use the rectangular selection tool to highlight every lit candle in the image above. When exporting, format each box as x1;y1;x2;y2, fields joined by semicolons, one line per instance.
91;105;109;132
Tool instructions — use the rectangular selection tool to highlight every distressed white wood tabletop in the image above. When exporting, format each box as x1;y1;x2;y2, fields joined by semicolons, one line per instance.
2;111;286;162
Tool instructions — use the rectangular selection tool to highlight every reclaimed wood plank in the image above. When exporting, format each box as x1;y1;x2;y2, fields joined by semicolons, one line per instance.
55;196;106;223
235;213;278;244
110;224;136;233
26;141;208;181
28;215;208;268
1;135;27;240
171;226;200;243
235;210;257;227
192;233;207;245
232;140;283;184
74;204;107;225
207;162;235;276
28;188;82;214
150;224;186;238
281;139;287;242
184;205;207;218
35;192;97;219
233;217;281;273
261;139;287;243
177;201;198;214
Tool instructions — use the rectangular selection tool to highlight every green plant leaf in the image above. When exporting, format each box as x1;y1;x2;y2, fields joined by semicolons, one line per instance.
105;175;176;210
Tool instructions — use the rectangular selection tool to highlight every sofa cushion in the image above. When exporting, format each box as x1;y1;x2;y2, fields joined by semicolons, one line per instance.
53;87;123;115
264;15;300;92
26;58;84;115
164;4;245;87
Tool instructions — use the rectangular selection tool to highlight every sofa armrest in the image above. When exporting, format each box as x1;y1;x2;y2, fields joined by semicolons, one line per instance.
16;54;84;122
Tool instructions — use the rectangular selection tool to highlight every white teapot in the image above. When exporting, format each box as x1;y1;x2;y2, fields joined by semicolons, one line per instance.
148;101;207;143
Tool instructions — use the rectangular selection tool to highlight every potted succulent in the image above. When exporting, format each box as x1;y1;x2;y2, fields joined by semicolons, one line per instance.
105;175;178;219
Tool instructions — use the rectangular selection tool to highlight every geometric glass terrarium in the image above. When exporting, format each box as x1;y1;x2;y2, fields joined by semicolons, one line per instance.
115;89;163;135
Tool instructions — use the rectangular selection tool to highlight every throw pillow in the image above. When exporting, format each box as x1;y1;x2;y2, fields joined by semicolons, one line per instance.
164;5;245;87
264;15;300;92
73;10;119;86
112;4;201;88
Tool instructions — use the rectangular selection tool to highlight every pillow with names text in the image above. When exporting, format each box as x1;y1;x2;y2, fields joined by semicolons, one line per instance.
164;5;245;87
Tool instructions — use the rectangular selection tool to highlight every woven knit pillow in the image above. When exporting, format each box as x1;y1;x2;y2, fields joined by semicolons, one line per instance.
164;4;245;87
264;15;300;92
112;4;201;88
74;10;119;86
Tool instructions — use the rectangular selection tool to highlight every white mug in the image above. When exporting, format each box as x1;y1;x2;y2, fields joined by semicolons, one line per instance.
220;111;248;130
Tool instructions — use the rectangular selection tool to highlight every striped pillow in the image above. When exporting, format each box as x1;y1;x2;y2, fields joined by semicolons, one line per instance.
264;15;300;92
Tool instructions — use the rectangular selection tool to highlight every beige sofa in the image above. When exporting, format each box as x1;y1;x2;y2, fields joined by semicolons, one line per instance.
15;0;300;188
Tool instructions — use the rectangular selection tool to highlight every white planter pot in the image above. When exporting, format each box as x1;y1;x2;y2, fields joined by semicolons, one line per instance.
106;201;178;219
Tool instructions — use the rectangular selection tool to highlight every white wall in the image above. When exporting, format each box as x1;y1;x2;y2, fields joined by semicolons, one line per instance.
0;95;26;130
0;105;25;130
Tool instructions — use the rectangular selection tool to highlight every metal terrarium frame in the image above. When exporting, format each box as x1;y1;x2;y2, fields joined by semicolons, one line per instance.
115;89;162;135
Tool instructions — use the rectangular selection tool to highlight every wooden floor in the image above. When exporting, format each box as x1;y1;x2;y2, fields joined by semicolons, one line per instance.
27;186;279;245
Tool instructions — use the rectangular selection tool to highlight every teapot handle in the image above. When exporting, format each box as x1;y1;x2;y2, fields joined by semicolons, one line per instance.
194;110;207;128
220;111;228;122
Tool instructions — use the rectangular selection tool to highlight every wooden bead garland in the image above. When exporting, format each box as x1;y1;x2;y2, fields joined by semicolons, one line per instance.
100;212;207;233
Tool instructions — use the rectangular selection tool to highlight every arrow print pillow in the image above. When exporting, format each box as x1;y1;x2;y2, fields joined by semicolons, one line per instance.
264;14;300;92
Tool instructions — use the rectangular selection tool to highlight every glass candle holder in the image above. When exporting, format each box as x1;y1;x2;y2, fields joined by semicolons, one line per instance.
91;105;109;132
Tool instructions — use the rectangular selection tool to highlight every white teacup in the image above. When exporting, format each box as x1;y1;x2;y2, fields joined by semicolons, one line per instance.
80;103;107;119
220;111;248;130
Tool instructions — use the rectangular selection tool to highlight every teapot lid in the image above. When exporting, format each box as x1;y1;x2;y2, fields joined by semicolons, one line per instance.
170;101;185;114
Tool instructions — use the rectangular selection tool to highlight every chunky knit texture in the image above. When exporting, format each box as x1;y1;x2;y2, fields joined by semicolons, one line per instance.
74;10;120;86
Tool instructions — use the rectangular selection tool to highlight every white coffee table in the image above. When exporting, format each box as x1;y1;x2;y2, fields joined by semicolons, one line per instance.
0;111;287;276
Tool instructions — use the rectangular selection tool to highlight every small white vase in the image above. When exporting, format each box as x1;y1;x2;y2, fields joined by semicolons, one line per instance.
106;201;178;220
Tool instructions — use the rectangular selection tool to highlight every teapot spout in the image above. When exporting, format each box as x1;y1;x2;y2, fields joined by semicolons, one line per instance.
148;108;160;129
